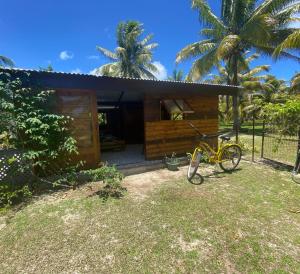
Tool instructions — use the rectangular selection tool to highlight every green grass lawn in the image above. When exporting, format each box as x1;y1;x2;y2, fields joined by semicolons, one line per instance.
1;162;300;273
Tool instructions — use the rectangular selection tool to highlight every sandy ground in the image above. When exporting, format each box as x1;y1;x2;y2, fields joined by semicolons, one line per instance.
122;166;188;199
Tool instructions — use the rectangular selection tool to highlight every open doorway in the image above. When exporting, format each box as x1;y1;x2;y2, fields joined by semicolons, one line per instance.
98;100;145;166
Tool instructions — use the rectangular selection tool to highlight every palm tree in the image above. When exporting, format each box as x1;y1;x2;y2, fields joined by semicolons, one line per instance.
243;74;289;118
210;52;270;114
290;72;300;92
176;0;300;85
95;21;158;79
0;55;14;67
167;69;184;81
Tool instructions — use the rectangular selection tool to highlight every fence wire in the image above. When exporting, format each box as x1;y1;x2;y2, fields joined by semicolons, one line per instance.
236;119;299;167
262;132;298;166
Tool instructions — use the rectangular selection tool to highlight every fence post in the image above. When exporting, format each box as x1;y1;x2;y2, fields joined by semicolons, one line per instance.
261;120;265;159
233;94;239;143
298;129;300;152
252;113;255;162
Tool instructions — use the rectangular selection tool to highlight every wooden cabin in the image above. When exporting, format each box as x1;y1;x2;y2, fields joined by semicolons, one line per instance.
1;68;239;168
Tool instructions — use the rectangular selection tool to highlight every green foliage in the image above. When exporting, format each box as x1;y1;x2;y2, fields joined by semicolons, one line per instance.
0;72;78;174
167;70;185;81
98;113;107;126
0;72;80;207
0;183;31;207
0;55;14;68
177;0;299;82
262;98;300;136
81;165;123;182
81;165;125;200
95;21;158;79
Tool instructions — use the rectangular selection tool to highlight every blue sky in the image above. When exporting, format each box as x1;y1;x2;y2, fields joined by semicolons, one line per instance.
1;0;299;81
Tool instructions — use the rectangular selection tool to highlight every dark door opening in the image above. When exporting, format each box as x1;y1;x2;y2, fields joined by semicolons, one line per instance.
98;101;145;165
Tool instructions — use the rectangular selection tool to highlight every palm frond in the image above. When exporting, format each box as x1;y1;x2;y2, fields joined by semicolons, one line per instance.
140;34;154;46
145;63;159;73
192;0;226;31
96;46;118;61
243;65;270;78
245;53;260;63
0;56;14;67
255;42;300;62
273;29;300;57
138;67;157;79
144;43;159;50
241;14;275;44
221;0;233;24
176;40;216;63
252;0;299;17
94;63;119;76
188;48;218;81
291;72;300;91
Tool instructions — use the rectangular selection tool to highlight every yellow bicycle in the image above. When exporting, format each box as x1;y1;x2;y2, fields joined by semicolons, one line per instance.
187;123;242;181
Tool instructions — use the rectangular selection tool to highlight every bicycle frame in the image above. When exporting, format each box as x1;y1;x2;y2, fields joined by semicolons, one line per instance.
191;139;239;164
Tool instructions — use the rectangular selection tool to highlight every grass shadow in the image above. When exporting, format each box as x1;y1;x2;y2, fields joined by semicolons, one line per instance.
187;167;242;185
88;186;127;202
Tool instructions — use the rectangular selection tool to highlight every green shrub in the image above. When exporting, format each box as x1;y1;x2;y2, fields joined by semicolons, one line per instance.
0;71;80;207
0;183;32;207
81;165;126;200
262;98;300;136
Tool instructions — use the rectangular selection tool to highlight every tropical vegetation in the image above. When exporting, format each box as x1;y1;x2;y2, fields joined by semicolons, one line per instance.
176;0;300;85
167;69;185;81
95;20;158;79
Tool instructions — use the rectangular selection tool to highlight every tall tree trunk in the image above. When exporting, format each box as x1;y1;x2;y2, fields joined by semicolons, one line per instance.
225;77;231;113
232;55;240;137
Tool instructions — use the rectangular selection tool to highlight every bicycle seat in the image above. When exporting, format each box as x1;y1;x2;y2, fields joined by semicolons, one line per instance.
219;134;231;141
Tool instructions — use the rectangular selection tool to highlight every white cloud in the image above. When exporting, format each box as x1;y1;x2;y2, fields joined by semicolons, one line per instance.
87;55;100;60
59;50;74;60
71;68;82;74
153;61;167;80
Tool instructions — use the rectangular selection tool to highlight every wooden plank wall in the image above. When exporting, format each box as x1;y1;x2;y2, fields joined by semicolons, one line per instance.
56;89;100;168
144;95;218;159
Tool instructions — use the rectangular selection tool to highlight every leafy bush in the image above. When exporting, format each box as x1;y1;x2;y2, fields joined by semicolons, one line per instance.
0;183;32;207
81;165;126;200
262;99;300;136
0;71;80;207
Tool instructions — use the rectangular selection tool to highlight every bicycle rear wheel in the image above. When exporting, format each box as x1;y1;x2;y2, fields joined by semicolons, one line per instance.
292;164;300;184
219;145;242;172
187;150;202;181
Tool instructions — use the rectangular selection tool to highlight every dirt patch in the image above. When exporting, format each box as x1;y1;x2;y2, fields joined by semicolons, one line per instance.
122;167;187;200
177;235;203;252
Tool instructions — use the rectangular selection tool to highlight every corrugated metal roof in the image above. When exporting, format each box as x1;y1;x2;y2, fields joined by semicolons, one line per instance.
0;67;241;88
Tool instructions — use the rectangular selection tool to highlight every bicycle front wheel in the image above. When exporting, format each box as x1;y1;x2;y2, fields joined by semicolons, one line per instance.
219;145;242;172
187;150;202;180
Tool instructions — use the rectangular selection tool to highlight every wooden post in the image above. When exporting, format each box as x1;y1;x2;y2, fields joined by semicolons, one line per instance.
261;120;265;159
252;113;255;162
298;128;300;152
233;94;239;143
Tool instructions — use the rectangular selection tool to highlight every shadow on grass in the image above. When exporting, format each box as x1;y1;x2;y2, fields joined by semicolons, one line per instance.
187;167;242;185
88;185;127;202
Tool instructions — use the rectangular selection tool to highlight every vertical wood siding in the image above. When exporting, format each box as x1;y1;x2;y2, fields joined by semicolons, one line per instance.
56;89;100;168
